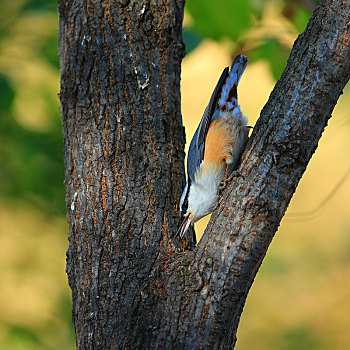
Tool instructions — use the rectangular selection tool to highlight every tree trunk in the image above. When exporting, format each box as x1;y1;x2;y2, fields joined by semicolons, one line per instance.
58;0;350;349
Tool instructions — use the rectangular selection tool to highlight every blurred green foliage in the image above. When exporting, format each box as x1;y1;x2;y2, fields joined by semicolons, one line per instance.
186;0;259;41
0;0;65;216
250;37;290;80
2;297;75;350
184;0;315;79
0;0;74;349
278;325;321;350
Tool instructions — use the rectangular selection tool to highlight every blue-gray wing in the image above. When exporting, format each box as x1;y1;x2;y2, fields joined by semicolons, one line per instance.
197;68;229;147
187;127;202;182
187;67;229;182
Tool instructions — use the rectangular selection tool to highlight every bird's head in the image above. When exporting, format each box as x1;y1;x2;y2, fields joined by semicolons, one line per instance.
177;178;218;240
177;180;193;239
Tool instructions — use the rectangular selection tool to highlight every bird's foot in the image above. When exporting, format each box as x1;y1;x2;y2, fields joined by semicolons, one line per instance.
212;196;224;212
214;171;245;212
218;170;245;191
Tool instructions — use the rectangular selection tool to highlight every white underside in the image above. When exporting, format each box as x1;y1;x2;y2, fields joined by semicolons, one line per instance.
186;163;224;222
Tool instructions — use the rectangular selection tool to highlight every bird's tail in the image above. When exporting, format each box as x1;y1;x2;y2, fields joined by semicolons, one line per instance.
217;54;248;111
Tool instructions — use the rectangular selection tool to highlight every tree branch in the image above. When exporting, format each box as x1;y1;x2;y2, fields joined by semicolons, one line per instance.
170;0;350;347
135;0;350;348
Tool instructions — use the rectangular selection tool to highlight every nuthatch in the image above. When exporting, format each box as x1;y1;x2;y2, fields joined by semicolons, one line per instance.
177;54;249;240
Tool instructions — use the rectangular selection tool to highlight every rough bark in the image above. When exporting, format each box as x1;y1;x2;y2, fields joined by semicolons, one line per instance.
58;0;350;349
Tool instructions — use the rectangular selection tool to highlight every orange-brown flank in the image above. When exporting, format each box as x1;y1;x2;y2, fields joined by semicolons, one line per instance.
202;118;232;173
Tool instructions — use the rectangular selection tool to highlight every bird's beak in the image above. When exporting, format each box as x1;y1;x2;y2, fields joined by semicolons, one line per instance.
176;214;192;240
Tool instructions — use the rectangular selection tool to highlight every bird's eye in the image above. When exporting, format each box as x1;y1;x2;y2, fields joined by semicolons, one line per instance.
180;179;191;217
181;198;188;217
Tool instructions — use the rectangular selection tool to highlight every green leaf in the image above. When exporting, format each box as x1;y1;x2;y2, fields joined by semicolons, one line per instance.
277;325;321;350
0;116;66;216
183;27;202;55
7;325;42;347
21;0;57;13
0;74;15;114
282;0;313;33
39;32;60;69
185;0;262;42
292;5;311;33
250;38;290;80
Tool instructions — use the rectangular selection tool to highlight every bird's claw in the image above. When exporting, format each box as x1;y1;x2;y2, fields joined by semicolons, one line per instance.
212;196;224;212
218;170;245;191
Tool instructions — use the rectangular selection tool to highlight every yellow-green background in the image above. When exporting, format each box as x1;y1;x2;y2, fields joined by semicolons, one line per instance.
1;1;349;349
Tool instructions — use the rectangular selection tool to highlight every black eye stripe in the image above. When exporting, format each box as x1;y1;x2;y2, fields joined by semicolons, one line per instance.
181;178;191;216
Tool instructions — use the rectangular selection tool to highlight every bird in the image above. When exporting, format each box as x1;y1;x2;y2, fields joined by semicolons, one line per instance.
176;54;249;240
